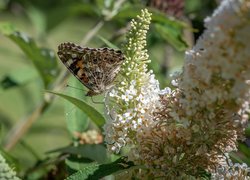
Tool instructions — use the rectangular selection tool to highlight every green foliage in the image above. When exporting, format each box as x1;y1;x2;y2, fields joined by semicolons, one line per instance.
64;77;90;135
150;9;188;50
48;144;107;164
153;23;187;51
66;158;134;180
0;23;59;88
98;36;119;49
47;91;106;128
0;67;38;90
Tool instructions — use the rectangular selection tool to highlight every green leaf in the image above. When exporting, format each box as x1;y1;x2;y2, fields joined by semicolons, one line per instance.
115;4;142;20
0;22;59;88
48;144;107;164
245;125;250;136
67;162;99;180
66;156;97;173
150;8;186;28
149;8;188;51
154;23;188;51
238;143;250;157
47;91;105;128
98;36;118;49
64;77;89;135
0;149;19;170
66;157;135;180
230;151;245;164
0;67;38;90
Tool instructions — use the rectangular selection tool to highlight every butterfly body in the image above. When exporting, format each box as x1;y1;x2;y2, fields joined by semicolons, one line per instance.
57;42;125;96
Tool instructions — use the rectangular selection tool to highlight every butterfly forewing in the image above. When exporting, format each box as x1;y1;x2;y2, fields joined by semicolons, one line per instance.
57;42;125;96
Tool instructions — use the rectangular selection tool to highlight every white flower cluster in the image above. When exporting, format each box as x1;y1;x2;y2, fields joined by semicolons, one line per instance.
104;72;166;153
179;0;250;116
164;0;250;176
213;164;250;179
0;153;20;180
103;9;172;153
212;161;250;179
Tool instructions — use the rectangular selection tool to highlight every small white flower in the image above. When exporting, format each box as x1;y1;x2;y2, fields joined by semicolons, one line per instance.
109;89;117;97
171;79;179;87
123;111;134;120
159;87;172;95
121;94;130;102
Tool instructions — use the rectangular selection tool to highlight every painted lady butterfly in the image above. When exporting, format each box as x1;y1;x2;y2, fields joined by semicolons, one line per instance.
57;42;125;96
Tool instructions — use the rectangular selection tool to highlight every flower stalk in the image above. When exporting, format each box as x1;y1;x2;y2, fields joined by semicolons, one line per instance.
104;9;167;153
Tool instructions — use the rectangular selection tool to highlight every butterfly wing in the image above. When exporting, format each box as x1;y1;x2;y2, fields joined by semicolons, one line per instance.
86;47;125;93
57;42;124;96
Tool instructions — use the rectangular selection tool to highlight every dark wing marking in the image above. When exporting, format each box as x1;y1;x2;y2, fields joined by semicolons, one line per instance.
57;42;93;90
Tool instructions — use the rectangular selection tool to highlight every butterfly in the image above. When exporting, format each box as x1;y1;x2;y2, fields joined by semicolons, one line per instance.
57;42;125;96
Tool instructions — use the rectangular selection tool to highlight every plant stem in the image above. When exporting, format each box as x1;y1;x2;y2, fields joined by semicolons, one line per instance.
80;20;104;45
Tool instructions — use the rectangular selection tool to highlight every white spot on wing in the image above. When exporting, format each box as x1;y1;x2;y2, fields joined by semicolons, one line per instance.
72;54;77;58
66;59;73;66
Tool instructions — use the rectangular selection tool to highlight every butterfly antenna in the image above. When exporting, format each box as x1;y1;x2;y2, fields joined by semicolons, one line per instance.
66;84;87;93
90;96;104;105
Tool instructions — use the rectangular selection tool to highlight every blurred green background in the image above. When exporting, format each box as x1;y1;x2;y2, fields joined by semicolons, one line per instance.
2;0;249;179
